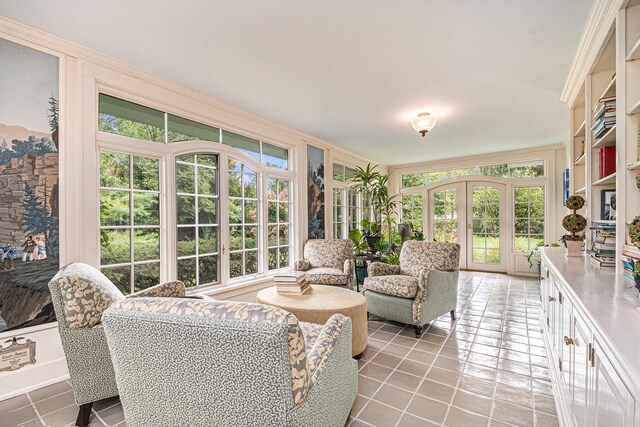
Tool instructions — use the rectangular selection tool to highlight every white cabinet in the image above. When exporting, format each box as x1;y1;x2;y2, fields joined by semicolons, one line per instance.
592;338;634;427
539;254;640;427
571;313;590;427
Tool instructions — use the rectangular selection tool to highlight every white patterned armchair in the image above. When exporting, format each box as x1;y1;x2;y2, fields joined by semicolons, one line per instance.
363;241;460;337
48;262;205;426
102;298;358;427
295;239;354;289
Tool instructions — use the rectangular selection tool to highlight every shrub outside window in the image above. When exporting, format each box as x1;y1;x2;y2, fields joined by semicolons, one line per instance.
99;151;160;294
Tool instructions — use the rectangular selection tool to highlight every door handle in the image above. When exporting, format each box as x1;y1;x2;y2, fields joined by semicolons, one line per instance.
564;336;575;346
467;224;472;229
548;296;556;302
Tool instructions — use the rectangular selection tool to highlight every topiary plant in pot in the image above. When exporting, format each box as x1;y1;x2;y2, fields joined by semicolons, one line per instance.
562;195;586;257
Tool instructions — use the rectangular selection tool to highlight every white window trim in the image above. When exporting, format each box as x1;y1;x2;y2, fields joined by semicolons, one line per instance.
96;127;296;293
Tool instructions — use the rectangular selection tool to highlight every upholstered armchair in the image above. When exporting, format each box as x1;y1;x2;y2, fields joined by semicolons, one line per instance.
102;298;358;427
295;239;354;289
363;241;460;338
48;262;205;426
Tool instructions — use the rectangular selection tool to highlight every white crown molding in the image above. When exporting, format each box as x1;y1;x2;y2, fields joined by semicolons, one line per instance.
561;0;624;107
0;16;382;167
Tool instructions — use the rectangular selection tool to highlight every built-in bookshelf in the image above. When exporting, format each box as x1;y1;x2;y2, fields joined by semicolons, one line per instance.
565;0;640;271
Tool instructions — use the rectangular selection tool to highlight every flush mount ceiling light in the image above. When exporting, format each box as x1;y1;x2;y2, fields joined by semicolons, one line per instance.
411;112;437;137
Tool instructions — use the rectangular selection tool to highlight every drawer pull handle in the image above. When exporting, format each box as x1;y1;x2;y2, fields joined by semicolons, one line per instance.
548;296;556;302
564;336;575;346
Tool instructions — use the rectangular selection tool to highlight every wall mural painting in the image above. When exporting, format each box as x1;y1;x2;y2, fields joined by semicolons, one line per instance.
307;145;325;239
0;38;60;333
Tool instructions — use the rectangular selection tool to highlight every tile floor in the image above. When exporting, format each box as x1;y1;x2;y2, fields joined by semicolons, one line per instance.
1;271;557;427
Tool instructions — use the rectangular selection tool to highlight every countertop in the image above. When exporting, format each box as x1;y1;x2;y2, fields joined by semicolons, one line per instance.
540;247;640;398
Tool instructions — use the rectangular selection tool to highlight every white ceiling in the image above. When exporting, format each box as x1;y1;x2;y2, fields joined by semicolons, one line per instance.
0;0;592;165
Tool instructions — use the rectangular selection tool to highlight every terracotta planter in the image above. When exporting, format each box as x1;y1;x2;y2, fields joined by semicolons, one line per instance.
566;240;582;257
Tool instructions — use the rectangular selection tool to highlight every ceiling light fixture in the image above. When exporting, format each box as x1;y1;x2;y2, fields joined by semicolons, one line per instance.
411;112;437;137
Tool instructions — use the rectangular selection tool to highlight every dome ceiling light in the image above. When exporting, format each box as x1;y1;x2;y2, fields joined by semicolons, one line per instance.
411;112;437;137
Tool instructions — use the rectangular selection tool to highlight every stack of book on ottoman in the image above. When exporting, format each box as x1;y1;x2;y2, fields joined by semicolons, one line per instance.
274;271;310;295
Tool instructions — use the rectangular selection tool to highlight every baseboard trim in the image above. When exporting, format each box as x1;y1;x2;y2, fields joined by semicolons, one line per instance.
0;357;69;401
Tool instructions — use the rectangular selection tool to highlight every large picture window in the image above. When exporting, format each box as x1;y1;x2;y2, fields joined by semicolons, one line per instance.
99;151;160;294
229;159;259;278
176;154;219;287
267;178;290;270
97;94;295;290
514;186;545;251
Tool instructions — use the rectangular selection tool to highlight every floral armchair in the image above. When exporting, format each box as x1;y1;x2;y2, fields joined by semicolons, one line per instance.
295;239;354;289
363;241;460;337
48;262;206;426
102;298;358;427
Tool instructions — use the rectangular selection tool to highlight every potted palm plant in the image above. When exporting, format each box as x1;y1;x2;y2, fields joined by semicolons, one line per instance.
350;163;399;252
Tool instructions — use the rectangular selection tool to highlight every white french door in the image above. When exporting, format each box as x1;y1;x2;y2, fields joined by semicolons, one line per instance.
428;181;507;272
429;182;467;269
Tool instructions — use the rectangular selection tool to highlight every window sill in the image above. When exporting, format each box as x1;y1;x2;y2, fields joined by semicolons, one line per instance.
188;270;290;300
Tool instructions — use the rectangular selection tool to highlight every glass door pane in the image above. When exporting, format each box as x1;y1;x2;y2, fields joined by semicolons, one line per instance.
469;184;502;267
432;189;457;243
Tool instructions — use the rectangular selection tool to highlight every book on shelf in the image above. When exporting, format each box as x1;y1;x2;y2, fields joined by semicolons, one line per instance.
594;105;616;121
589;252;615;267
594;234;616;244
599;146;616;179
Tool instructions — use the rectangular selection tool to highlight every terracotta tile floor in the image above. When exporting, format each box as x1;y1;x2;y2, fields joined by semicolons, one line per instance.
1;271;558;427
350;271;558;427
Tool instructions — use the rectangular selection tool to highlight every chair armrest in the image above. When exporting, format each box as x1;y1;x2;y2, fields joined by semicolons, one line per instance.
307;314;350;390
343;259;354;278
126;281;186;298
412;269;458;324
368;262;400;277
294;259;311;271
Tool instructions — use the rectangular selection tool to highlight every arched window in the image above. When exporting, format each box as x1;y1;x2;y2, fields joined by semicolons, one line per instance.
97;93;294;292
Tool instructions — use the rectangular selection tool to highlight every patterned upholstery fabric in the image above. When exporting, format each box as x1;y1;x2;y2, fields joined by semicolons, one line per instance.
299;321;323;349
305;267;349;285
364;241;460;325
112;298;309;405
364;275;418;298
400;241;460;277
103;303;357;427
294;259;311;271
402;241;460;323
368;262;401;277
302;239;353;270
295;239;354;288
127;281;186;298
307;314;348;388
52;262;125;330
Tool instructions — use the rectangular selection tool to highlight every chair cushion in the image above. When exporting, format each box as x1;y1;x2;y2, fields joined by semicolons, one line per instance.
299;321;323;349
303;239;353;270
305;267;349;285
364;275;419;299
52;262;125;330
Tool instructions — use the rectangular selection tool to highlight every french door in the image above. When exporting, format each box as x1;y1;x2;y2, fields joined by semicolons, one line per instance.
428;181;506;272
